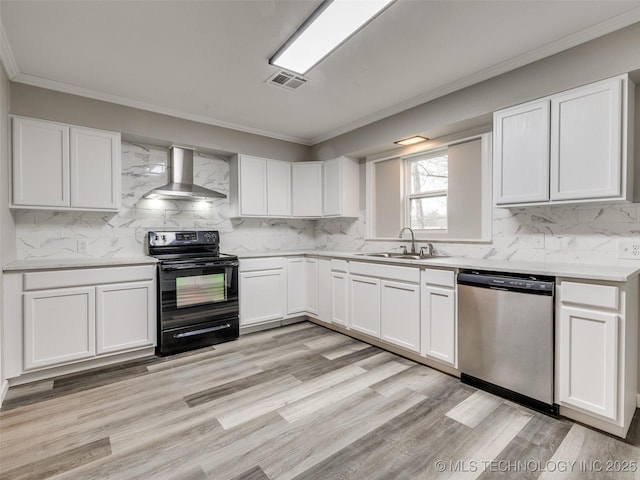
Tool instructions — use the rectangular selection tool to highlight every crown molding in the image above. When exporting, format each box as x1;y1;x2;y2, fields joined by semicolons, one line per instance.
0;18;19;79
309;6;640;145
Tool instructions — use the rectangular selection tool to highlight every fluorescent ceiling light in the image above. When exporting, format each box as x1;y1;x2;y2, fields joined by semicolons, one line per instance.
394;135;428;146
270;0;396;75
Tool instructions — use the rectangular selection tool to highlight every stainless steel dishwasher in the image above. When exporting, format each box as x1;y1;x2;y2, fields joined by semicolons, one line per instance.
457;270;558;414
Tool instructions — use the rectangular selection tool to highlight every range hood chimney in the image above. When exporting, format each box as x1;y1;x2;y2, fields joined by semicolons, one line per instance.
143;146;226;200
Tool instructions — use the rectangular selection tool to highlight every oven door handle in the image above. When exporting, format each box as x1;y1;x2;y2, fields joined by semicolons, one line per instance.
173;323;232;338
161;261;239;271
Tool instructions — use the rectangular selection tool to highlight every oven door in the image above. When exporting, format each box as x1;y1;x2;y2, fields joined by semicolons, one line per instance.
158;259;239;331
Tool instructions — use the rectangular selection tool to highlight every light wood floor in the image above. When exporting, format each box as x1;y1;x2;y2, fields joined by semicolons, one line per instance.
1;321;639;479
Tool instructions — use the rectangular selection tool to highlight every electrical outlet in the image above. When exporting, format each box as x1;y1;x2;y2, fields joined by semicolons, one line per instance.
77;239;89;254
618;239;640;259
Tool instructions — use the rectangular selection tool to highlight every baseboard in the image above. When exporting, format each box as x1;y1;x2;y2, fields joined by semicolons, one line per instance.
239;316;306;335
0;379;9;408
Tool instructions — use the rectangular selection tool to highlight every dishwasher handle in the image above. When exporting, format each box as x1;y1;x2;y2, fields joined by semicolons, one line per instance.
457;272;554;296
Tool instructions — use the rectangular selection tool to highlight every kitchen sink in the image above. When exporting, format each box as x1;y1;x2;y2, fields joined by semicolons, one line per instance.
355;252;444;260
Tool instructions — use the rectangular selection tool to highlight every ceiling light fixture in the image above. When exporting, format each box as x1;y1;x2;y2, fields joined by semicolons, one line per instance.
394;135;428;146
269;0;396;76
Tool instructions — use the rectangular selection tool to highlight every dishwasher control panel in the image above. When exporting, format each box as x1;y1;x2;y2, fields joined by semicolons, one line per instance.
457;270;554;295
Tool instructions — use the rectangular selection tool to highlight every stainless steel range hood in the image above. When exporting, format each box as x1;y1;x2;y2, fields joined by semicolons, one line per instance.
143;146;226;200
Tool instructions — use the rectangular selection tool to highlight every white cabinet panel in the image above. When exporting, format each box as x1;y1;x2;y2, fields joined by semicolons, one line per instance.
421;285;456;365
96;281;155;354
238;155;268;216
331;272;348;326
287;257;306;315
305;258;318;315
24;287;96;370
292;162;323;217
381;280;420;352
550;77;623;201
317;258;332;322
240;269;285;326
12;116;69;207
70;127;120;209
323;156;360;217
493;99;550;205
267;160;291;216
349;275;381;337
558;306;618;420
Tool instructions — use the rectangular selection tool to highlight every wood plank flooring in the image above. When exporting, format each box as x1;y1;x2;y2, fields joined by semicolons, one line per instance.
1;321;639;479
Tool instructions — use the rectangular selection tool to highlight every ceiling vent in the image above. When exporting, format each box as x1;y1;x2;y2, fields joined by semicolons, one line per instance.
266;70;309;90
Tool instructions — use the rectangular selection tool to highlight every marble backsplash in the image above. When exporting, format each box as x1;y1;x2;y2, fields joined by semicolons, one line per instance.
13;142;640;264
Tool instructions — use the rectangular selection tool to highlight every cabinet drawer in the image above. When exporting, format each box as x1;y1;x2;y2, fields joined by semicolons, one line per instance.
331;259;349;273
24;265;155;291
423;268;455;288
239;257;285;272
561;281;619;310
349;261;420;283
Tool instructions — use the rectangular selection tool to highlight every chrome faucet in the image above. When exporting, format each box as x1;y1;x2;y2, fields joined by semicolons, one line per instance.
398;227;417;254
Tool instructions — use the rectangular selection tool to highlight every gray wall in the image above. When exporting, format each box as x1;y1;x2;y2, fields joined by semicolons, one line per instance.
0;60;13;394
10;84;311;162
311;21;640;160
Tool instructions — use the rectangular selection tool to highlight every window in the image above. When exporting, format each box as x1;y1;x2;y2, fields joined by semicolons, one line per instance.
367;133;492;242
406;149;448;231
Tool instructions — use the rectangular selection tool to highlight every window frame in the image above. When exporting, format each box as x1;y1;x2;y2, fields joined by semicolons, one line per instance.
403;147;449;232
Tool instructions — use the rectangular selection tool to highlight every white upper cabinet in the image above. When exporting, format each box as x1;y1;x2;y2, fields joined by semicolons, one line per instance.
230;155;291;218
267;159;292;216
292;162;323;217
550;76;624;201
12;116;121;211
493;74;633;207
493;99;550;205
323;156;360;217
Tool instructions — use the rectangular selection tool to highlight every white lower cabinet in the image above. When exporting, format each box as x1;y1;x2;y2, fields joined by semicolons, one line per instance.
286;257;306;315
331;260;349;326
5;264;156;379
556;278;638;437
305;258;318;315
381;280;420;352
239;258;285;326
317;258;332;322
96;281;155;355
24;286;96;370
349;275;381;337
421;268;457;366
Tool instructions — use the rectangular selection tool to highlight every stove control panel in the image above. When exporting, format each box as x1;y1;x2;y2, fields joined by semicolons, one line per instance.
148;230;219;247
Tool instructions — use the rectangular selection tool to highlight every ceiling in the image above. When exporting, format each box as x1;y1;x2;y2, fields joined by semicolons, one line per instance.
2;0;640;146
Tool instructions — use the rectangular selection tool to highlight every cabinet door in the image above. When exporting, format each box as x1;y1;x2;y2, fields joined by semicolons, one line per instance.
323;158;341;216
12;116;70;207
292;162;323;217
239;156;268;216
267;160;291;217
23;287;96;370
70;127;120;210
558;306;618;420
349;275;381;337
317;258;332;322
96;281;155;355
550;77;623;201
240;269;284;326
331;272;348;326
305;258;318;315
493;99;550;205
381;280;420;352
287;257;306;315
421;285;456;365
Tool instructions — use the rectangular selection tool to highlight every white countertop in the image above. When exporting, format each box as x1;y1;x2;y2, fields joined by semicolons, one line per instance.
3;256;158;272
237;250;640;282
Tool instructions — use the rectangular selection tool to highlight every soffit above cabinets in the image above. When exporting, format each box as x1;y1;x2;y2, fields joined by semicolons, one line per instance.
2;1;640;145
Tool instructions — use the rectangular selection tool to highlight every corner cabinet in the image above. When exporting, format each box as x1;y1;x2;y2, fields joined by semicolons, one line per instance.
12;116;121;211
3;264;156;380
292;162;323;217
323;156;360;217
493;74;634;207
555;277;638;437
